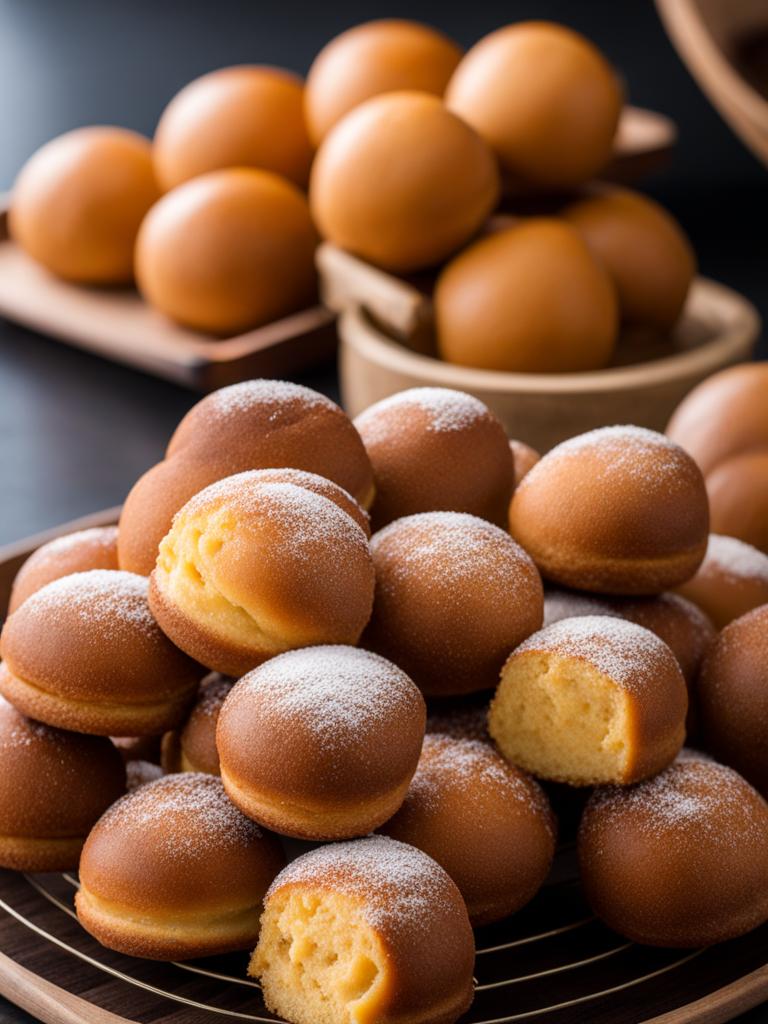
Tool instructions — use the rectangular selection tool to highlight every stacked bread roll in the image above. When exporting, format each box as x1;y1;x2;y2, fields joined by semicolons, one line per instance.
1;376;767;1024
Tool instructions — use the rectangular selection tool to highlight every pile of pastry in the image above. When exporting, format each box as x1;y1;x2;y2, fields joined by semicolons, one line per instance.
1;373;767;1024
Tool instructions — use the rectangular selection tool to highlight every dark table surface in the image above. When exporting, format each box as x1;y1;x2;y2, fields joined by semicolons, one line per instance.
0;1;766;1021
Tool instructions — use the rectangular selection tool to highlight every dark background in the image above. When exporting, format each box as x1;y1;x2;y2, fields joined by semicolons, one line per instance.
0;2;765;1019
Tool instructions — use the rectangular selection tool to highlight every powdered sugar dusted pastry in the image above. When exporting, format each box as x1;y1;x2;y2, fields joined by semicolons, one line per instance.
9;526;119;613
251;836;475;1024
676;534;768;629
162;673;233;775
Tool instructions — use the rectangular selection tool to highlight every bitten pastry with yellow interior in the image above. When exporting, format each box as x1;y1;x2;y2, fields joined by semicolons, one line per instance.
162;673;233;775
9;525;118;613
119;380;374;576
489;616;688;785
508;426;709;594
217;646;425;839
675;534;768;629
578;757;768;946
0;697;125;871
365;512;543;696
0;570;202;735
250;836;475;1024
697;605;768;796
354;388;514;530
76;773;285;959
149;473;375;676
381;734;556;924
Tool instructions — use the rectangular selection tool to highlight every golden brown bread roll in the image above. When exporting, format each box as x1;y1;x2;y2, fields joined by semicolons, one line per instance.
166;380;374;506
489;616;688;785
119;458;371;577
666;362;768;477
9;525;118;614
76;773;285;959
310;90;499;272
425;700;491;744
10;126;159;283
675;534;768;629
354;387;514;530
305;19;462;143
697;605;768;795
0;570;203;735
380;734;556;925
154;65;313;190
578;758;768;946
704;450;768;553
251;836;475;1024
508;426;709;593
149;472;375;676
562;187;696;331
510;439;541;488
135;168;317;335
161;673;233;775
434;219;618;373
217;646;425;839
365;511;543;696
445;22;622;190
0;697;125;871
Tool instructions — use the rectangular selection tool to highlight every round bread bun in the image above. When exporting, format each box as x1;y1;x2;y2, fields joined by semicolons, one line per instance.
119;458;371;577
510;439;541;488
666;363;768;477
166;380;374;505
698;605;768;796
154;65;313;190
508;426;709;594
445;22;622;190
354;387;514;530
676;534;768;629
251;836;475;1024
380;733;555;924
364;512;543;696
135;168;317;335
10;126;159;283
149;472;375;676
9;525;118;614
76;773;286;959
489;616;688;786
435;219;618;373
0;570;203;735
162;673;233;775
305;19;462;144
562;187;696;331
217;646;425;839
705;450;768;553
426;700;491;744
111;735;162;765
578;757;768;946
310;90;499;273
543;589;715;687
0;697;125;871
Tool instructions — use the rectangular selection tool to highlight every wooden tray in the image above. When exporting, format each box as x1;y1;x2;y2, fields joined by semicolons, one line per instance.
317;245;761;451
0;205;336;392
1;511;767;1024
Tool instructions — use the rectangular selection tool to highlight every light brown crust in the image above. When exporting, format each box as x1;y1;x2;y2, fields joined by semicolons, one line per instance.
508;426;709;594
705;450;768;554
380;734;556;924
0;570;203;735
0;697;125;871
149;474;375;677
675;534;768;629
254;837;475;1024
509;439;540;488
166;380;374;507
217;646;426;840
354;387;514;530
161;674;233;775
76;773;285;960
698;606;768;796
364;511;543;696
578;758;768;946
9;526;118;613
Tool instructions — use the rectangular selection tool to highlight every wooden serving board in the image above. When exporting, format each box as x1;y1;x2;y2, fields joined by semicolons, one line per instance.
0;205;336;392
1;512;767;1024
